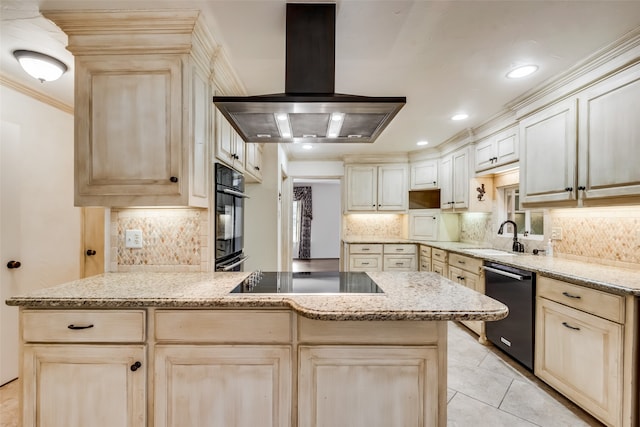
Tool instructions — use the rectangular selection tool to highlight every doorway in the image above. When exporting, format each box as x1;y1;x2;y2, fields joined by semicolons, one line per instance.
291;179;341;272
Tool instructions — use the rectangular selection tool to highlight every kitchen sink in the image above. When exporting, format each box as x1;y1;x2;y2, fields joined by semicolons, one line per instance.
463;248;515;257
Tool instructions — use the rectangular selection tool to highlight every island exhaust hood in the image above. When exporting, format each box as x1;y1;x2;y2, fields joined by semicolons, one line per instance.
213;3;406;144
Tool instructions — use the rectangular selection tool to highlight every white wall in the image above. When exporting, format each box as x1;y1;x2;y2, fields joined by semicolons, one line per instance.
295;182;341;259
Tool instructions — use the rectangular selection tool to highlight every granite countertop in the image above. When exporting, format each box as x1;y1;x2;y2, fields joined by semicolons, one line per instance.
5;271;508;322
343;237;640;296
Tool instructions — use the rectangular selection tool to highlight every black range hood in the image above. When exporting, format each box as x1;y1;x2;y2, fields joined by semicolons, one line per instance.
213;3;406;144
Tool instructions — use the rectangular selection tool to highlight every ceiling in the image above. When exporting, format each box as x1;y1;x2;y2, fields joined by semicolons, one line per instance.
2;1;640;161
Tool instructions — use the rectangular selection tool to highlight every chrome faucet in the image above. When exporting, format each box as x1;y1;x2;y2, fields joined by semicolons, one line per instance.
498;220;525;252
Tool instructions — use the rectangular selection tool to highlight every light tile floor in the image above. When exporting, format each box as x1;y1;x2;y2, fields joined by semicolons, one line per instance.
447;322;604;426
0;322;605;427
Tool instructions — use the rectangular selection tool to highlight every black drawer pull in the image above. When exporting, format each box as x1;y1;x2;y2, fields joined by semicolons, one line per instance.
361;262;370;265
562;322;580;331
458;260;465;264
362;248;370;251
130;361;142;372
562;291;581;299
395;262;404;266
68;324;94;330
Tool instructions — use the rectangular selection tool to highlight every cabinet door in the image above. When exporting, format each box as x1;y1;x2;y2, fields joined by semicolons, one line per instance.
377;165;408;211
345;165;377;211
215;108;235;166
232;129;245;172
298;345;440;427
431;260;445;276
520;98;578;205
494;128;518;166
535;298;622;426
578;67;640;201
155;345;291;427
189;65;210;206
245;143;263;182
349;254;382;271
451;148;469;209
410;160;438;189
22;344;146;427
75;55;183;204
474;138;496;172
409;212;439;240
439;156;453;209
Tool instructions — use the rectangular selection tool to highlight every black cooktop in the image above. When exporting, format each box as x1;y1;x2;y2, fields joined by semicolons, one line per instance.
230;271;384;294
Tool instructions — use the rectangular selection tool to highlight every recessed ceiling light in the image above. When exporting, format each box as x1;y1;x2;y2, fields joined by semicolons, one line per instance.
506;65;538;79
276;113;288;121
302;144;313;150
417;140;429;146
451;113;468;121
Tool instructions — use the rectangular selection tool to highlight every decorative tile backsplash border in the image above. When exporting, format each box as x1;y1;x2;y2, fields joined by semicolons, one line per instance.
110;208;209;272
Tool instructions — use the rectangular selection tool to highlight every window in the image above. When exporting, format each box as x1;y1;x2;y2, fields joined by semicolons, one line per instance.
502;185;544;237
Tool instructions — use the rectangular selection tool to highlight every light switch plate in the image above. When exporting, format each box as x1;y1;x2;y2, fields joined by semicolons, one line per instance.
551;227;563;241
125;229;143;248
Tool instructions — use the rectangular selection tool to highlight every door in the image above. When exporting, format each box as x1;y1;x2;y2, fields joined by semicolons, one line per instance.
0;90;81;385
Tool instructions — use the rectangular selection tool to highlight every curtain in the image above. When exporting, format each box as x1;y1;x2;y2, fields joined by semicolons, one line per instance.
293;186;312;259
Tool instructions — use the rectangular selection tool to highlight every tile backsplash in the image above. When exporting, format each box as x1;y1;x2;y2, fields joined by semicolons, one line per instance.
110;208;209;272
342;214;406;239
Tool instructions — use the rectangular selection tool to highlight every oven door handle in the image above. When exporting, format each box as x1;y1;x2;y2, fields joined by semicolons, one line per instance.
222;188;250;198
219;256;249;271
482;266;526;281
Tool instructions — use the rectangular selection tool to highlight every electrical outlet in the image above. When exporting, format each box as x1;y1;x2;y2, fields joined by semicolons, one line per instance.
551;227;563;241
125;229;143;248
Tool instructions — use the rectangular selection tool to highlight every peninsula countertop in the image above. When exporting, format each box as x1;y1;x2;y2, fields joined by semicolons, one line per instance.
5;271;508;322
343;237;640;296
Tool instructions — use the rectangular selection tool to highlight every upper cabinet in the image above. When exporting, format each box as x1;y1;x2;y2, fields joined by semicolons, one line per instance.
214;108;245;173
474;126;519;172
440;147;470;210
410;159;438;190
46;11;214;207
345;164;408;212
520;63;640;207
245;143;264;183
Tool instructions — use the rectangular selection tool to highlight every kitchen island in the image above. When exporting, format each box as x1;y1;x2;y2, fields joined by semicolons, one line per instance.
6;271;507;427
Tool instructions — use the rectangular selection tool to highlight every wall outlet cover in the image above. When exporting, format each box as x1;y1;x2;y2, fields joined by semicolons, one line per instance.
551;227;563;241
125;229;143;249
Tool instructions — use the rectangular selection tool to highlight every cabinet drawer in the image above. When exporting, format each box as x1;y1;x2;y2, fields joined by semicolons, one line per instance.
155;310;292;343
383;244;416;254
448;253;482;274
350;255;382;271
420;256;431;272
432;260;445;276
349;244;383;254
431;248;447;262
537;276;624;323
419;245;432;258
22;310;145;343
383;255;416;271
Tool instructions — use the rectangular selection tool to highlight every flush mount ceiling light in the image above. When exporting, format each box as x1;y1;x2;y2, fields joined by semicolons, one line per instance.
302;144;313;150
13;50;68;83
506;64;538;79
451;113;469;121
416;140;429;146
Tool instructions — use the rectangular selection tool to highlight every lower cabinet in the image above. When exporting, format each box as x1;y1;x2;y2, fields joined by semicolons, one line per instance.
345;243;417;272
447;253;485;341
154;345;291;427
298;345;439;427
347;244;383;272
419;245;432;272
22;344;146;427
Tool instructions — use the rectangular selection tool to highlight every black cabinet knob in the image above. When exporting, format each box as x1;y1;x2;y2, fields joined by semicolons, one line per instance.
86;249;96;256
578;186;586;191
130;361;142;372
564;187;573;192
255;166;260;171
7;261;21;269
170;176;178;183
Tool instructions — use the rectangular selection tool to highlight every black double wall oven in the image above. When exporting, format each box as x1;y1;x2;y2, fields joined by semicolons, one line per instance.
215;163;248;271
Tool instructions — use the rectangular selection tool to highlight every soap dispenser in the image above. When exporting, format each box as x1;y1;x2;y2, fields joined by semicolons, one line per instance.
546;239;554;257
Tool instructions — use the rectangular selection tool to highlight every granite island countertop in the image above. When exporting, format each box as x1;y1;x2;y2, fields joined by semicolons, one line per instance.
5;271;508;322
343;237;640;296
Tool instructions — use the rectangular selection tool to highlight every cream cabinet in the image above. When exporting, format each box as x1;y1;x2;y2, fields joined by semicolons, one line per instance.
345;164;408;212
440;147;470;210
430;248;448;276
521;64;640;207
20;309;147;427
535;277;628;426
383;244;417;271
215;107;245;173
447;253;485;341
409;210;440;241
410;159;439;189
47;11;212;207
419;245;432;272
347;244;383;272
245;143;264;182
474;126;519;172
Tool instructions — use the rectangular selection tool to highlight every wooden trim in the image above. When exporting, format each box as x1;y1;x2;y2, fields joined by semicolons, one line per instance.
0;74;73;114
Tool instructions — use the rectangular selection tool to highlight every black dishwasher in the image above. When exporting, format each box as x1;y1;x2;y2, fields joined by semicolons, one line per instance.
483;262;535;371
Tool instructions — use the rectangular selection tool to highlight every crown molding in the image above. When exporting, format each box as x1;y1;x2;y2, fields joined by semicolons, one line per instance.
0;74;73;114
342;153;408;164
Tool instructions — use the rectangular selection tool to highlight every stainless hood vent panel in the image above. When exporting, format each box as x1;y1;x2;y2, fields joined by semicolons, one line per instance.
213;3;406;144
